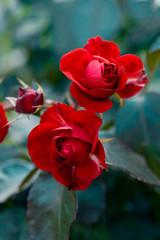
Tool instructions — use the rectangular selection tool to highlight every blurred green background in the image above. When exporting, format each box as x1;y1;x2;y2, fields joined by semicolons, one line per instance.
0;0;160;239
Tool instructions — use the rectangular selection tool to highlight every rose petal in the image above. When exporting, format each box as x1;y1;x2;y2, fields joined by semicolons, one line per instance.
52;165;76;189
50;137;91;165
60;48;91;86
70;110;102;140
84;36;120;60
117;74;148;98
51;125;93;144
16;87;44;114
40;103;74;126
70;83;113;113
71;179;91;191
88;88;115;98
76;155;101;181
71;126;93;144
69;138;91;162
117;55;148;97
50;137;69;164
0;105;9;143
16;93;34;113
93;140;106;169
86;60;106;89
118;54;144;77
86;60;119;90
116;67;128;90
27;123;55;171
51;165;91;190
117;83;144;98
51;126;72;137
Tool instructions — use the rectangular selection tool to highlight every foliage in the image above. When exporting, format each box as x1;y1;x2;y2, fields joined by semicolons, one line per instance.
27;172;77;240
0;0;160;239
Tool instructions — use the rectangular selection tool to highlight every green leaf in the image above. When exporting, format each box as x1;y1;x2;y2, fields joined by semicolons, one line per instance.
14;16;49;44
19;167;39;191
147;37;160;75
126;0;160;20
77;177;106;225
129;22;160;50
111;216;160;240
72;0;122;46
101;97;120;130
115;92;160;178
0;146;34;203
27;172;78;240
70;221;111;240
100;131;160;186
52;0;122;54
0;207;27;240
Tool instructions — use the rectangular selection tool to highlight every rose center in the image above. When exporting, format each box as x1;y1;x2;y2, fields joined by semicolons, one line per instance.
101;62;117;79
57;138;72;161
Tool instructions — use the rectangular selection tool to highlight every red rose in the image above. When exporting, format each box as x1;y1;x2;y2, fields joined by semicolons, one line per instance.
60;36;148;113
0;105;9;143
16;87;44;114
27;103;106;190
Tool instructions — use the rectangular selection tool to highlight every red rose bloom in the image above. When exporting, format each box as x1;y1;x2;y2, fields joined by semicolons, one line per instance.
16;87;44;114
0;105;9;143
60;36;148;113
27;103;106;190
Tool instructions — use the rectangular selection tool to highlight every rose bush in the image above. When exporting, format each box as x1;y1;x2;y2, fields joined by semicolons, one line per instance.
16;87;44;114
27;103;106;190
60;36;148;113
0;105;9;143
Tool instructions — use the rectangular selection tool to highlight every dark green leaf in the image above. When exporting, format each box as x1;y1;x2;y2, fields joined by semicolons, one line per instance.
27;172;77;240
19;167;39;191
0;146;34;203
14;16;49;43
147;37;160;74
0;207;27;240
115;92;160;178
126;0;160;20
72;0;122;46
70;221;111;240
112;216;160;240
101;97;120;130
77;177;106;225
51;0;122;55
149;37;160;52
100;131;160;186
127;20;160;50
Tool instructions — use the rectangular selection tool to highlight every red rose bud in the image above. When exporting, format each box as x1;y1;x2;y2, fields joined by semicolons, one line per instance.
0;105;9;143
27;103;106;191
60;36;148;113
16;87;44;114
